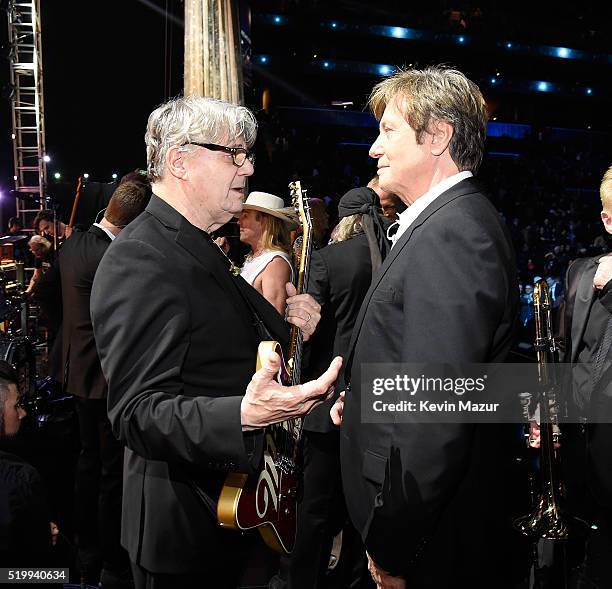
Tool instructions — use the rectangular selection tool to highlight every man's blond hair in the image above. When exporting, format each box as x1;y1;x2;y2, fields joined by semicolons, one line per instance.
368;65;488;172
600;164;612;211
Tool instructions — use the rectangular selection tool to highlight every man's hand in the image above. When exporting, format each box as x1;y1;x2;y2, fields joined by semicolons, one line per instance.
367;553;406;589
593;254;612;290
285;282;321;341
330;391;345;426
241;352;342;430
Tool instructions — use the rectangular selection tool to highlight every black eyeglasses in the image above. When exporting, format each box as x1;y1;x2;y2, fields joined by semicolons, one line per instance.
185;142;255;167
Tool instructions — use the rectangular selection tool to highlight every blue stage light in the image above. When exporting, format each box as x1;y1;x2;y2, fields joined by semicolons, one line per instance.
536;81;549;92
323;61;330;68
391;26;407;38
273;16;281;24
378;65;392;75
259;55;268;64
586;87;593;95
458;36;465;43
490;77;497;84
506;42;512;49
330;21;337;29
556;47;571;58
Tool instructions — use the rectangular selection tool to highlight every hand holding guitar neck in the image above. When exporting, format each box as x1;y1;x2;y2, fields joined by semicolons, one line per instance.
240;352;342;430
285;282;321;341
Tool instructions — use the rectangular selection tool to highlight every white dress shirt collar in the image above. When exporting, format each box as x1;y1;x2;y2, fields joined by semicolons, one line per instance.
390;171;473;248
93;222;117;241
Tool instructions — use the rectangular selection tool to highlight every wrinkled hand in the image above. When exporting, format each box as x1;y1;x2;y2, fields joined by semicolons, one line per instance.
241;351;342;430
593;255;612;290
330;391;345;426
285;282;321;341
367;553;406;589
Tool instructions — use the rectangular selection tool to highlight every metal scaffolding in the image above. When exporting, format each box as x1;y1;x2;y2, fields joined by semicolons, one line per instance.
6;0;47;230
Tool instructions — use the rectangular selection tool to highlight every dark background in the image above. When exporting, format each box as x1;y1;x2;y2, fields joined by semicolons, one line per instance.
1;0;611;222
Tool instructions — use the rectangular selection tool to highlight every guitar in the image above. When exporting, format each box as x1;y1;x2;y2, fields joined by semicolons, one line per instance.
217;181;313;554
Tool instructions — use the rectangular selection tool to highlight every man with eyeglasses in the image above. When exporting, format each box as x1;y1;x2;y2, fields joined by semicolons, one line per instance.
58;179;152;589
90;96;341;589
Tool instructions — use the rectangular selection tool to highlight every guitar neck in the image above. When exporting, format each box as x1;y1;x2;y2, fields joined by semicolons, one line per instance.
287;181;313;387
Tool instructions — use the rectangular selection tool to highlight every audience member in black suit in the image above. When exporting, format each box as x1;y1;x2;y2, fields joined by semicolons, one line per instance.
281;187;390;589
556;163;612;588
59;180;151;588
332;66;521;589
90;96;341;589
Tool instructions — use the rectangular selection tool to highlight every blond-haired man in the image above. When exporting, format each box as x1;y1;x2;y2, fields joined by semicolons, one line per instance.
332;66;521;588
559;163;612;587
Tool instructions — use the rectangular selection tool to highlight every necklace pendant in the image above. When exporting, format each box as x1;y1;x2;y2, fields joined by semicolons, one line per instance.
229;262;241;276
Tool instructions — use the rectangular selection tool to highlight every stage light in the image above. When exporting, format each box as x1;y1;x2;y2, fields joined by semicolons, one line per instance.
112;173;118;179
391;26;407;39
11;133;15;139
490;77;497;84
378;65;392;75
83;173;89;179
506;42;512;49
323;61;330;68
536;81;550;92
586;87;593;95
555;47;571;58
259;55;268;64
13;175;17;181
273;16;281;23
43;154;50;163
54;172;61;179
0;190;3;201
330;21;337;29
458;36;465;43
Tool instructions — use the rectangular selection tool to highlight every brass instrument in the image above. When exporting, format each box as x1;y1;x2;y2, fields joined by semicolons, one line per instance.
514;280;573;539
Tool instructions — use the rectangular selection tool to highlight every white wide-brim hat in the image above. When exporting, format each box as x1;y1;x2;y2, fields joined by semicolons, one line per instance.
241;191;298;228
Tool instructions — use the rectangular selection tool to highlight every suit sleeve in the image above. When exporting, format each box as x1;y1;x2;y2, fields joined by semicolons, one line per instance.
91;238;258;473
364;205;516;574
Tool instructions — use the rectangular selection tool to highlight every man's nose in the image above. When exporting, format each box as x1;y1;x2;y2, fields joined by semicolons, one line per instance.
239;159;255;176
369;135;383;159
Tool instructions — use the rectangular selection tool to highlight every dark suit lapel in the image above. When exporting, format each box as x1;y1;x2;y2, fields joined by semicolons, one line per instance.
570;260;597;364
345;179;480;376
174;218;260;346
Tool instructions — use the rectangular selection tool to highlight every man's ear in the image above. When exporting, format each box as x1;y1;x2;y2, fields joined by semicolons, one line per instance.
430;120;454;157
166;146;187;179
601;210;612;234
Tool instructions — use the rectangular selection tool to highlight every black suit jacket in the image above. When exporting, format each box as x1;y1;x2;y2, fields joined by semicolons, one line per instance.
59;225;112;399
563;257;612;515
303;233;374;432
90;195;288;573
340;178;520;586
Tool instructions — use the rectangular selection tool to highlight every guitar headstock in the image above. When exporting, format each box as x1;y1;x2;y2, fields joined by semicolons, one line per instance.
289;181;312;241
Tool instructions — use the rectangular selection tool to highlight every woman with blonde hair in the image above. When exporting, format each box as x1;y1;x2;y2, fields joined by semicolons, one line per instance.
238;191;297;315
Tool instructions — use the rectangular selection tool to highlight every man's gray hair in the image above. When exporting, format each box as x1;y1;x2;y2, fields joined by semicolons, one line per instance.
145;96;258;182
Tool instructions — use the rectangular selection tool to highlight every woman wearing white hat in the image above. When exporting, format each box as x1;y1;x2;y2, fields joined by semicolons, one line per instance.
238;191;298;315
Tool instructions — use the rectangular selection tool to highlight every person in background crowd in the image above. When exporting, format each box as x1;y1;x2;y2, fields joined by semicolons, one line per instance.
25;234;52;297
554;163;612;589
281;186;391;589
0;360;57;568
238;191;297;315
367;175;406;221
59;180;151;589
